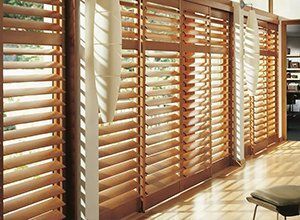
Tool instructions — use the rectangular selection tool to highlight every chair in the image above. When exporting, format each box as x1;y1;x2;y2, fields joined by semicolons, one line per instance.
246;185;300;220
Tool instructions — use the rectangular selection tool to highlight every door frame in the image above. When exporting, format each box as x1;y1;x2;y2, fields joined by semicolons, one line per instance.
281;19;300;140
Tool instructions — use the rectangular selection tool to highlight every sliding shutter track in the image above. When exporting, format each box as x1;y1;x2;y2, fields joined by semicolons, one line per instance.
142;0;181;209
2;1;65;219
98;0;141;218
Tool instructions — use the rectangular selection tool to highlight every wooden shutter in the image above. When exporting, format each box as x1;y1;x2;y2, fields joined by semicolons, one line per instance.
244;80;251;154
250;20;269;152
95;0;279;214
266;23;278;144
210;9;230;167
2;1;65;219
181;2;211;180
181;3;231;180
250;21;279;154
244;81;251;154
98;0;141;218
144;0;180;43
142;0;181;209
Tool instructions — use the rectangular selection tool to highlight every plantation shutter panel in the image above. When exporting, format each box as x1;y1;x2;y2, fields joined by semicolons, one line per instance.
98;0;141;218
142;0;181;209
94;0;279;215
2;0;65;219
210;9;231;167
250;21;279;154
251;21;269;153
181;2;211;182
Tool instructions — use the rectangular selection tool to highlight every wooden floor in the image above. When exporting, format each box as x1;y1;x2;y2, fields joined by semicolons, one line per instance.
126;142;300;220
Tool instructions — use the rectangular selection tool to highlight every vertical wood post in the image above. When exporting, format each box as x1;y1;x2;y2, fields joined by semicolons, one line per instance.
208;7;213;174
268;0;273;13
179;0;184;185
281;21;287;140
228;12;235;164
65;0;80;218
140;0;147;212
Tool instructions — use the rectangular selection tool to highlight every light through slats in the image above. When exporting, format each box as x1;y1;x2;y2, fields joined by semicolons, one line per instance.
145;50;181;194
210;10;230;164
0;0;280;218
182;3;211;177
2;0;65;219
249;21;279;154
98;0;140;218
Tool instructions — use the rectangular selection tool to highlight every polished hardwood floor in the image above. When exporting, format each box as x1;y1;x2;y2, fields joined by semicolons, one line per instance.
127;141;300;220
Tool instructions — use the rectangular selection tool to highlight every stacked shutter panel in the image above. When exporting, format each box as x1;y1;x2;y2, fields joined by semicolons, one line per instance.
182;2;211;177
249;22;268;152
2;1;65;219
98;50;140;205
250;21;279;154
99;0;140;218
144;50;181;193
98;0;140;213
210;10;230;163
144;0;181;196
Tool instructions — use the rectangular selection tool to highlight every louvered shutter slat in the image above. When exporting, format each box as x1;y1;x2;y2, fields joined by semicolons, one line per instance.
2;0;65;218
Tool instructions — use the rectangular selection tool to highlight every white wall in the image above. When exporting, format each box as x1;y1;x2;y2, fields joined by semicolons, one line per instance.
247;0;300;18
231;0;269;11
274;0;300;19
248;0;268;11
231;0;300;19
